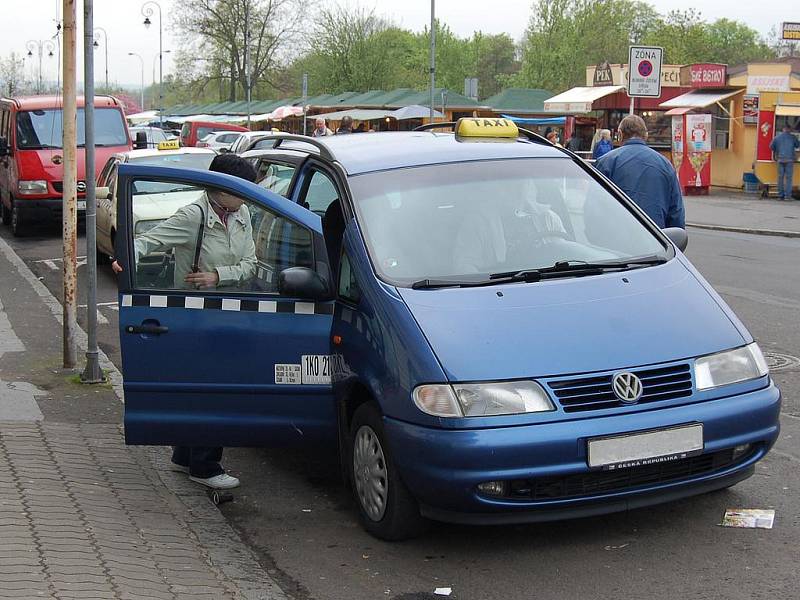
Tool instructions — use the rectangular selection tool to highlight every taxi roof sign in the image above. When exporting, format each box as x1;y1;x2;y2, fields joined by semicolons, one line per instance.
455;118;519;141
157;139;180;151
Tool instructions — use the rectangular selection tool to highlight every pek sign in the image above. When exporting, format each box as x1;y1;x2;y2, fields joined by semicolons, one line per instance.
680;64;727;88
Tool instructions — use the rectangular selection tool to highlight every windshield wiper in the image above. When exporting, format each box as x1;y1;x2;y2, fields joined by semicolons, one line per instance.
411;278;494;290
489;257;668;283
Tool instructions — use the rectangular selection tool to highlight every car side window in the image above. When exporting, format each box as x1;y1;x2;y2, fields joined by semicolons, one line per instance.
302;170;339;216
255;160;295;198
338;251;361;304
129;178;313;295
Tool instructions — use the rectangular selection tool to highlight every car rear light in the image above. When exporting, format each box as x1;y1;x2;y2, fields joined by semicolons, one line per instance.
196;141;209;147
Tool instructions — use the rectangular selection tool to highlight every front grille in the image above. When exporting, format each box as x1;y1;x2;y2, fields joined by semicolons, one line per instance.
495;448;744;502
51;181;86;193
547;363;693;412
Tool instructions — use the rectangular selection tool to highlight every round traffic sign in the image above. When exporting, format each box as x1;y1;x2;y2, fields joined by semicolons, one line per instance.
638;60;653;77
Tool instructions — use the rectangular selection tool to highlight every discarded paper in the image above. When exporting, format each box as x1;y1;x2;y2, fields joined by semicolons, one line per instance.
721;509;775;529
434;588;452;596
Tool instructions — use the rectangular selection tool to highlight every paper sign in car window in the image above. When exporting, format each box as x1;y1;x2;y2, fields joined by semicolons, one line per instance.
275;364;301;385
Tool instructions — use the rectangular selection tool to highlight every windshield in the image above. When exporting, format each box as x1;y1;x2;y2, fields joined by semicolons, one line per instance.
16;108;129;149
129;153;214;170
350;158;667;286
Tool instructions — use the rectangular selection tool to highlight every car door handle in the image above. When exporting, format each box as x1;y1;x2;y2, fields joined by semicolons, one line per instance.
125;323;169;335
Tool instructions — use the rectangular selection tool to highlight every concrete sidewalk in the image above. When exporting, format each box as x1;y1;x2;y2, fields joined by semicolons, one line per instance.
0;236;286;600
685;189;800;237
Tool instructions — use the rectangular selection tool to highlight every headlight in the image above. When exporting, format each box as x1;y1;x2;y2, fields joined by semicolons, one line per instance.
413;381;554;417
694;343;768;391
18;180;48;195
135;219;164;234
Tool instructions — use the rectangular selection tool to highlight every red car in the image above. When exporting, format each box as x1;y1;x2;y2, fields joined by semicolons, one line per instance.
0;95;132;236
179;120;248;147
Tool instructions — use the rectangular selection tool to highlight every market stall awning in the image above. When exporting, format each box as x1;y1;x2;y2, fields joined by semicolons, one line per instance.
664;107;693;116
659;89;742;109
388;105;444;120
775;105;800;117
543;86;624;114
126;110;160;124
316;108;392;121
501;115;565;125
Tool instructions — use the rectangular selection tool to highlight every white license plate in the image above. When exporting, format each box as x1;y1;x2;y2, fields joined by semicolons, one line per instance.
588;424;703;470
77;200;86;210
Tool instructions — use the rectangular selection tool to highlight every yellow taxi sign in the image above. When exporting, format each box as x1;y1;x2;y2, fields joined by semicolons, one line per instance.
455;117;519;140
157;139;180;151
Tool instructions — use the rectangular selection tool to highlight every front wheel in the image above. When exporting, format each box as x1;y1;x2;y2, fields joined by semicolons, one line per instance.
10;200;25;237
0;197;11;225
349;402;429;541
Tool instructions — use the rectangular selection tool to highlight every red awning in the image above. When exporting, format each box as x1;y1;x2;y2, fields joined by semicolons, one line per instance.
664;107;693;116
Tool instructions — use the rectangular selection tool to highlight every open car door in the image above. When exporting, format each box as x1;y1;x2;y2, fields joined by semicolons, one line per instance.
115;164;335;447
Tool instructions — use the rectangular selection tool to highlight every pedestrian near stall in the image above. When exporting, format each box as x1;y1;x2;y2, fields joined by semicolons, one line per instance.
595;115;684;228
769;125;799;200
565;130;581;152
593;129;613;160
336;115;354;134
312;117;333;137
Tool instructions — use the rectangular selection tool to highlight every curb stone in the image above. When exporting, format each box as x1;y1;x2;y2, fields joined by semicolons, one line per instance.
686;222;800;239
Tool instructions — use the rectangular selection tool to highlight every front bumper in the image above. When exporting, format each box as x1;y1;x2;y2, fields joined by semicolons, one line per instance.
384;382;780;524
15;197;85;220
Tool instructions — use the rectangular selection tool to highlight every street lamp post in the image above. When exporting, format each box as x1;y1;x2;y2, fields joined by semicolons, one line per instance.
26;39;56;94
92;26;109;90
142;1;163;127
429;0;436;122
128;52;144;111
151;50;170;110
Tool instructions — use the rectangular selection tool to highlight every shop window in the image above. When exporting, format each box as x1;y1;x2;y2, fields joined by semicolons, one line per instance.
711;101;732;150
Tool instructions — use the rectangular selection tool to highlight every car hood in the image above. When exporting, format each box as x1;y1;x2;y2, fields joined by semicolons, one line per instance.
132;190;205;223
396;259;746;381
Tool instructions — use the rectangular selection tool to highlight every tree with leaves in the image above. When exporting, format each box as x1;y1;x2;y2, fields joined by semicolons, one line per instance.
172;0;311;102
0;53;28;96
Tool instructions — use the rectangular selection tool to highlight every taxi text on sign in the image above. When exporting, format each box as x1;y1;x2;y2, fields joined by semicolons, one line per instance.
627;46;664;98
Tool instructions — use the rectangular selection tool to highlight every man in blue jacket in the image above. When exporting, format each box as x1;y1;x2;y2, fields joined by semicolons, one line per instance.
596;115;685;228
769;125;799;200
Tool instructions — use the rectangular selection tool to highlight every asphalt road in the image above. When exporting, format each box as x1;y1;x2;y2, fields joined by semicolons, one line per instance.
2;221;798;600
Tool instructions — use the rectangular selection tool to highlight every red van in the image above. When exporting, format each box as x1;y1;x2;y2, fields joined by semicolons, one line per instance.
0;95;131;236
179;120;248;147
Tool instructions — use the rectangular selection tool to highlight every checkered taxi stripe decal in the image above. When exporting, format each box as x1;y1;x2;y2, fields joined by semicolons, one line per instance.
120;294;334;315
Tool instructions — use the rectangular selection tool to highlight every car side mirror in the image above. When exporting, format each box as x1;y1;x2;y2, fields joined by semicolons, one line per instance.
134;131;148;150
218;147;228;154
96;186;110;200
278;267;329;301
663;227;688;252
0;136;9;157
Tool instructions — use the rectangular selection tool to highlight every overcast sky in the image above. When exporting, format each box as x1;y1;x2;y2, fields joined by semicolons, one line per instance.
2;0;793;88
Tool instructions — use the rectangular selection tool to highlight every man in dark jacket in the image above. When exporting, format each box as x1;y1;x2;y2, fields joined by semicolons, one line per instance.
595;115;684;228
770;125;799;200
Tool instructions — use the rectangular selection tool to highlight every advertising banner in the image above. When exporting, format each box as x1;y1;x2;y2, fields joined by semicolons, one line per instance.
686;114;712;152
743;95;759;124
680;64;727;88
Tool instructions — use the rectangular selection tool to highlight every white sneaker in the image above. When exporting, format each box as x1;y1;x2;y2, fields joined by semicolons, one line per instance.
189;473;240;490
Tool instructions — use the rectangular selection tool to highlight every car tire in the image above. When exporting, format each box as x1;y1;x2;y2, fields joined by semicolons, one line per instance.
349;402;429;541
1;195;10;225
10;199;25;237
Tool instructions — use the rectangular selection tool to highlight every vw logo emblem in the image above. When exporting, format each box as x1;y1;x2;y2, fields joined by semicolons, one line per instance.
612;372;643;404
76;181;86;193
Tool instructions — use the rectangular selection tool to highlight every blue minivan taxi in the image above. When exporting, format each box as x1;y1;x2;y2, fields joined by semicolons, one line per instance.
115;119;781;540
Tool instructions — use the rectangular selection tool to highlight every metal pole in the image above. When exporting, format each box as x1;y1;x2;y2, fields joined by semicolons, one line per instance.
93;28;108;89
629;96;634;116
129;53;144;110
158;7;163;127
429;0;435;122
62;0;78;368
245;3;251;129
302;73;308;136
82;0;103;383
